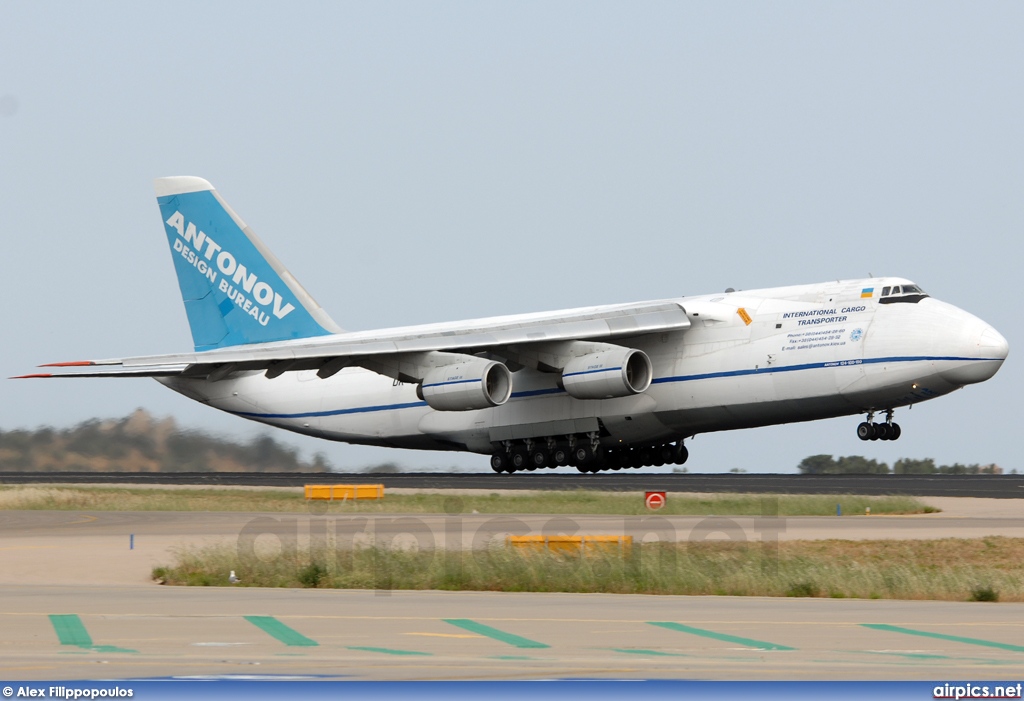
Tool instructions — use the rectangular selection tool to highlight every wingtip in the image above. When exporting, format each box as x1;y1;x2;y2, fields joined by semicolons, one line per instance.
10;373;54;379
38;361;95;368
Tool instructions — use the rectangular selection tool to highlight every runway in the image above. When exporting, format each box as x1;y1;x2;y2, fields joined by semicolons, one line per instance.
2;472;1024;498
1;501;1021;680
0;586;1022;681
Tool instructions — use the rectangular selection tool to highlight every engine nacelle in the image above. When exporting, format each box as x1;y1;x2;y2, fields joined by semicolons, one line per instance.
418;359;513;411
562;348;652;399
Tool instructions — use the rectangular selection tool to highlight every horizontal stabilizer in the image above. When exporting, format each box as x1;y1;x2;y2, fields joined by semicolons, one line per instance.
11;365;188;379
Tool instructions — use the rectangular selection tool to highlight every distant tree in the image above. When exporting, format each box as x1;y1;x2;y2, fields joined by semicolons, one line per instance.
362;462;402;474
798;455;888;474
893;458;937;474
798;454;889;474
835;456;889;474
938;463;1002;475
0;412;332;473
797;454;837;474
891;459;1003;475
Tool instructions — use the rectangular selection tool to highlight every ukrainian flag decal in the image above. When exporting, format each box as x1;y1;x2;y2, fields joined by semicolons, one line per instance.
861;288;874;298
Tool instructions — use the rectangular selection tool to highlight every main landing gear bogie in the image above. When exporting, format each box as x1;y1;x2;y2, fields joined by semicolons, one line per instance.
856;410;902;442
490;435;689;474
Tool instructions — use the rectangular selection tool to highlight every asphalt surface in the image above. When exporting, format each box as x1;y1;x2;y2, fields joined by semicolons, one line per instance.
1;586;1022;681
2;471;1023;497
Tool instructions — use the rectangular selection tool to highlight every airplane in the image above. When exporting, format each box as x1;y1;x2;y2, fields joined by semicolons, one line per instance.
15;176;1009;473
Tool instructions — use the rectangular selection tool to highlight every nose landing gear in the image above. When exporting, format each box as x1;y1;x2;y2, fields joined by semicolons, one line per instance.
857;410;901;441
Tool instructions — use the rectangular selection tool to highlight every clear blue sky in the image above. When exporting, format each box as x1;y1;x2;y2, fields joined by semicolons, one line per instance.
2;2;1020;473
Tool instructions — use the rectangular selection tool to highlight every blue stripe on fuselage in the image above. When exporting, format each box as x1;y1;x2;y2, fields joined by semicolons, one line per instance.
230;355;997;420
563;366;622;378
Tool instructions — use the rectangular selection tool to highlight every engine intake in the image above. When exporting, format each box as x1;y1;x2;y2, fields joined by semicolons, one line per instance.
419;359;512;411
562;348;652;400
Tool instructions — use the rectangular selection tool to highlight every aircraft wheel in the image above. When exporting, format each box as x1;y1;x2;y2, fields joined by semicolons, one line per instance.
510;447;529;471
573;445;593;465
552;445;570;466
659;445;675;464
530;448;549;469
576;464;590;473
490;453;506;473
890;423;902;440
856;422;873;441
673;444;689;465
874;423;890;441
637;447;653;467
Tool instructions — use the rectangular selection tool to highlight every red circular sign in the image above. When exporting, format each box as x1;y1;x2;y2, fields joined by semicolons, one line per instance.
645;491;666;510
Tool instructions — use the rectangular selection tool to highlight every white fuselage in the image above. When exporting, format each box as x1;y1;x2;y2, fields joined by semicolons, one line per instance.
159;277;1007;455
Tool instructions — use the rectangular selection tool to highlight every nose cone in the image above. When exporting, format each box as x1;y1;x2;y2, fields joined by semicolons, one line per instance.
979;326;1010;360
940;321;1009;386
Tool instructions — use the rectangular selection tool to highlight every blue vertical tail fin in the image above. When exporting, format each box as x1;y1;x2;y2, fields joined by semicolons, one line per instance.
154;177;341;351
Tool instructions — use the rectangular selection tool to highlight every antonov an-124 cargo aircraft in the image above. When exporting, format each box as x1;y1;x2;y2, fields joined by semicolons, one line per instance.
17;177;1009;473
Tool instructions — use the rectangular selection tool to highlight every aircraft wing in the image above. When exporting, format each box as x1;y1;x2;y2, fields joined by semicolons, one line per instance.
16;300;690;380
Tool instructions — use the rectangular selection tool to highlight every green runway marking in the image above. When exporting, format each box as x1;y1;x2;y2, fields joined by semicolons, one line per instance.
862;624;1024;653
49;615;136;653
855;650;952;660
648;622;796;651
347;646;431;656
612;648;689;657
90;645;137;653
490;655;534;660
443;619;550;649
51;615;92;647
244;616;318;647
852;650;1021;665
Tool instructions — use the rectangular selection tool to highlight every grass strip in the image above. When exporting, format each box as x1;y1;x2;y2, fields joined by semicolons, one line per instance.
443;619;550;648
156;537;1024;602
649;622;795;650
861;624;1024;653
0;486;935;516
244;615;318;647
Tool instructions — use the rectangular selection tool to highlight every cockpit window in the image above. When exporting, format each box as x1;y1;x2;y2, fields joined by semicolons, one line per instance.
880;283;929;305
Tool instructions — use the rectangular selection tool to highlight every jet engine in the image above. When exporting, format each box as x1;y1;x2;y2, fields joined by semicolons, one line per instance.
562;348;652;400
418;359;513;411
